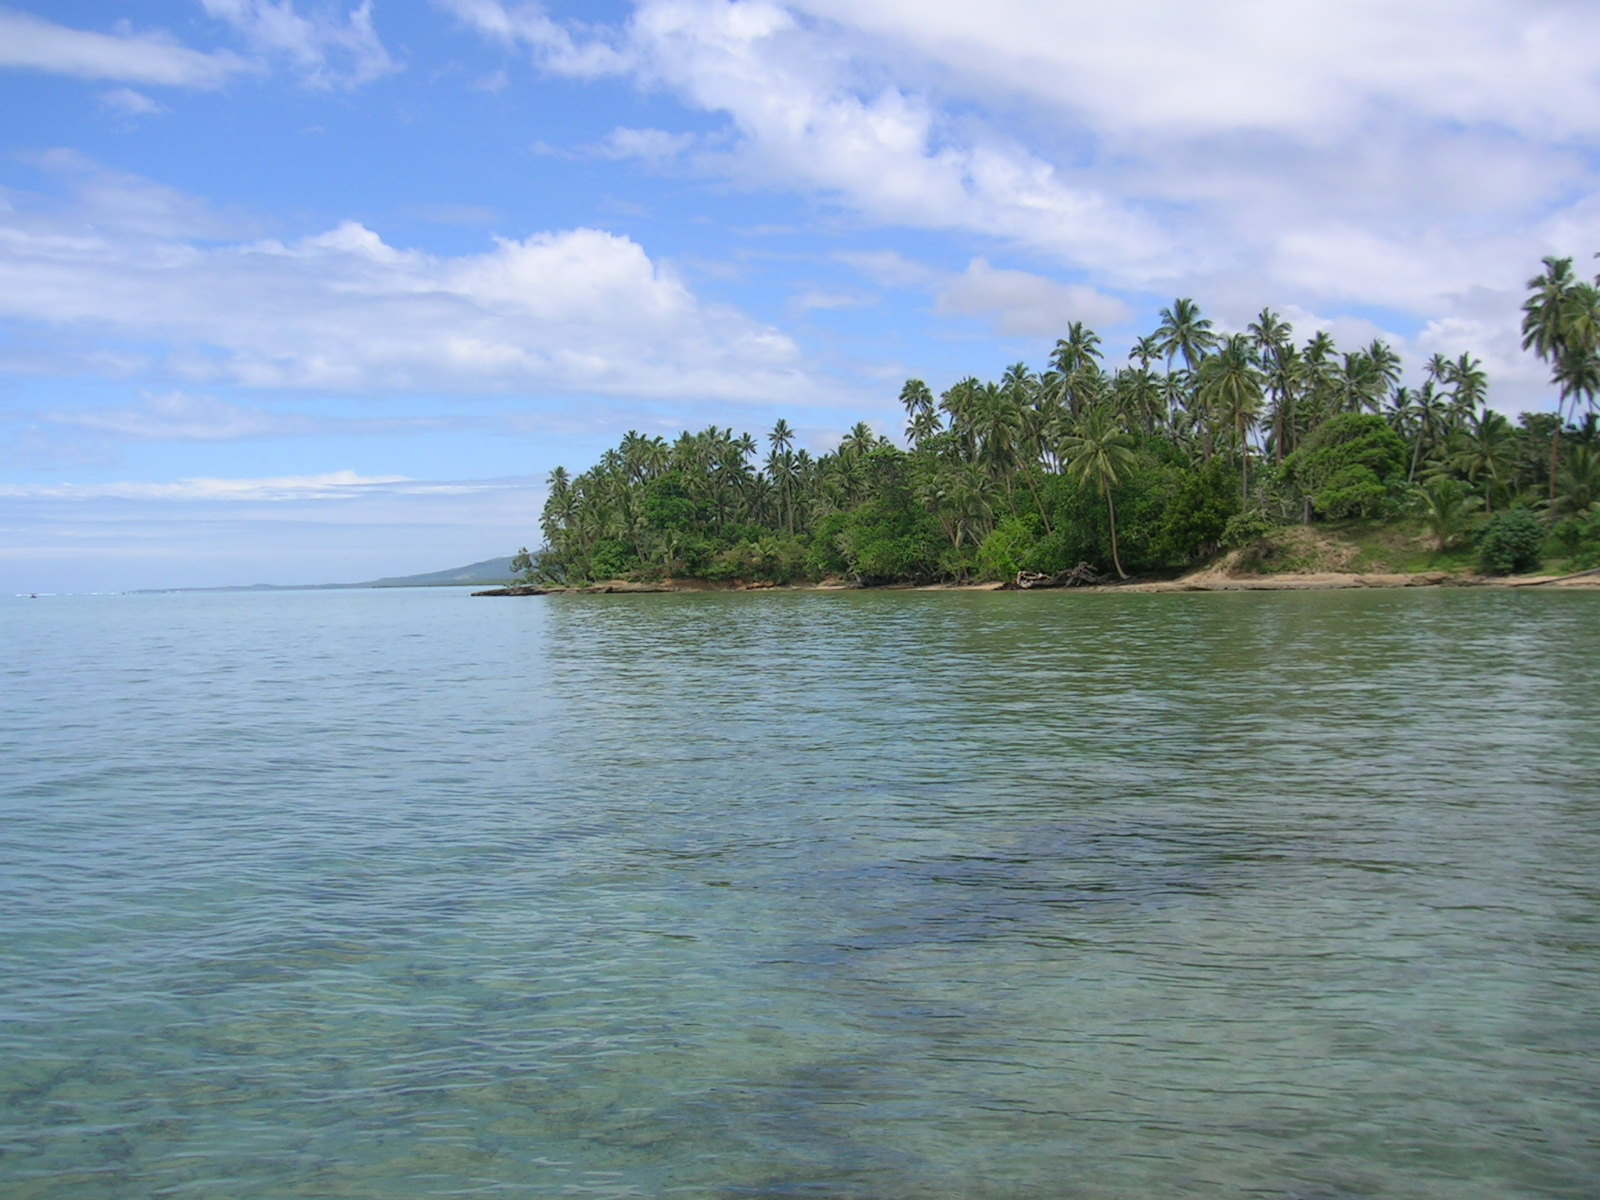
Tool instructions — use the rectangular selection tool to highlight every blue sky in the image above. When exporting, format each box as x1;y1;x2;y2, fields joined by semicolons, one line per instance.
2;0;1597;592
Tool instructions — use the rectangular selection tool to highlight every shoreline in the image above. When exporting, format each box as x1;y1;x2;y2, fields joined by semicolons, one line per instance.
474;567;1600;597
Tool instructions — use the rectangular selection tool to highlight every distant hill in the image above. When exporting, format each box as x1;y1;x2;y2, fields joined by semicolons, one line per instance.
364;557;519;588
132;556;521;594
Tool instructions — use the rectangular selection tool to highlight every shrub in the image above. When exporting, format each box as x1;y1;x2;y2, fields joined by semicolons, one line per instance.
1552;512;1600;568
975;515;1042;581
1475;508;1545;575
1221;511;1274;549
1282;413;1408;519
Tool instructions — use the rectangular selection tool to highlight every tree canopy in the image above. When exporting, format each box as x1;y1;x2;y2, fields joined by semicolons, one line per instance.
525;259;1600;586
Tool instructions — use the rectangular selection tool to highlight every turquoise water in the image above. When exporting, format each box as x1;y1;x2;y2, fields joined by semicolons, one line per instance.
3;587;1597;1199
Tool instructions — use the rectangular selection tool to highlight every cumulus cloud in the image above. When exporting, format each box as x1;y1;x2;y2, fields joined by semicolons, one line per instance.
0;7;246;86
449;0;1600;408
0;160;807;403
449;0;1172;278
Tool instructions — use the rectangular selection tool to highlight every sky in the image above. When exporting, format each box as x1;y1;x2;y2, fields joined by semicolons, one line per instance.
2;0;1598;592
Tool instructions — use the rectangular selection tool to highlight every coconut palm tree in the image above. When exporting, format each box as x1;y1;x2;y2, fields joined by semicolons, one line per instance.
900;379;938;447
1406;381;1449;483
1197;333;1264;499
1412;476;1481;551
1447;409;1518;512
1154;297;1217;376
1522;256;1594;500
1060;406;1138;579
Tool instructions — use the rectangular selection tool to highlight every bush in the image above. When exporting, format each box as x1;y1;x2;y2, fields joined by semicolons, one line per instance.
1475;508;1545;575
1221;511;1274;549
1282;413;1407;519
1552;512;1600;568
976;515;1043;581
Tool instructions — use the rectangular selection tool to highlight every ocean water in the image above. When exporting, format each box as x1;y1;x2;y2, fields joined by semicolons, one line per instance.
2;586;1597;1199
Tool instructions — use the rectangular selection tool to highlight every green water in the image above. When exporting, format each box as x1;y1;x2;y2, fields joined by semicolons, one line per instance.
3;587;1597;1197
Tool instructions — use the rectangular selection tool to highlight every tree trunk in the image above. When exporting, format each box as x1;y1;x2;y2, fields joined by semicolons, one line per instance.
1105;484;1127;579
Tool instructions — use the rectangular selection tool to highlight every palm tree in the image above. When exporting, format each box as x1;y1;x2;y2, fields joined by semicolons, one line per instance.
1406;381;1449;483
1154;297;1217;376
900;379;937;447
1555;444;1600;516
767;419;797;534
1060;406;1138;579
1128;334;1162;371
1262;341;1304;461
1197;333;1264;499
1522;256;1594;499
939;377;982;462
1412;476;1482;551
1445;353;1488;414
1447;410;1518;513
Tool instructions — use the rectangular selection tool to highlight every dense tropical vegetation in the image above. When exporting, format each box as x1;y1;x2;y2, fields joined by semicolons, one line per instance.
515;256;1600;586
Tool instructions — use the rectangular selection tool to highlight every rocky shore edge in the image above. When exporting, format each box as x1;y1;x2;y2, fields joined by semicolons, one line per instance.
473;566;1600;597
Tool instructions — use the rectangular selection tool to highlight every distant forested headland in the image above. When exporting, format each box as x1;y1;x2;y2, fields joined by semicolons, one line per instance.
515;256;1600;587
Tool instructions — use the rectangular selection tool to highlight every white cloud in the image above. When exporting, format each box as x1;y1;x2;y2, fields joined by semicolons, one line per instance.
450;0;1600;404
45;392;310;441
0;8;246;86
199;0;397;88
595;126;698;163
936;259;1132;339
453;0;1172;278
0;470;409;503
833;249;939;290
0;160;807;403
99;87;167;117
788;0;1600;143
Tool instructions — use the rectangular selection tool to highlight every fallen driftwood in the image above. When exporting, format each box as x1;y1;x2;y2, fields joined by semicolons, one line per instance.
1509;566;1600;587
1013;562;1112;590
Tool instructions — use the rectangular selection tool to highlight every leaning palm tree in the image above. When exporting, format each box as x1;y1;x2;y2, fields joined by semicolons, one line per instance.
1059;406;1138;579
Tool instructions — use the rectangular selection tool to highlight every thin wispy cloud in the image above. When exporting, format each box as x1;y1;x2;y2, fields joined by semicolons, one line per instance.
0;7;246;87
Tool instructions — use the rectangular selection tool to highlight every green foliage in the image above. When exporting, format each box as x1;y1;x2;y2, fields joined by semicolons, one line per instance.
586;538;639;581
520;275;1587;585
1159;460;1240;561
1411;476;1481;551
804;512;850;580
1283;413;1408;519
1552;511;1600;568
1221;511;1274;549
976;515;1042;580
835;495;946;583
640;471;712;532
702;535;809;582
1474;508;1545;575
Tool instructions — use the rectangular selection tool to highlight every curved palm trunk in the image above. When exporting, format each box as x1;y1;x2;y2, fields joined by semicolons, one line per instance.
1105;483;1127;579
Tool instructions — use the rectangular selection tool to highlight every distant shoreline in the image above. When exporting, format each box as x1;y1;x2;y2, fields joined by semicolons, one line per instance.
473;567;1600;597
